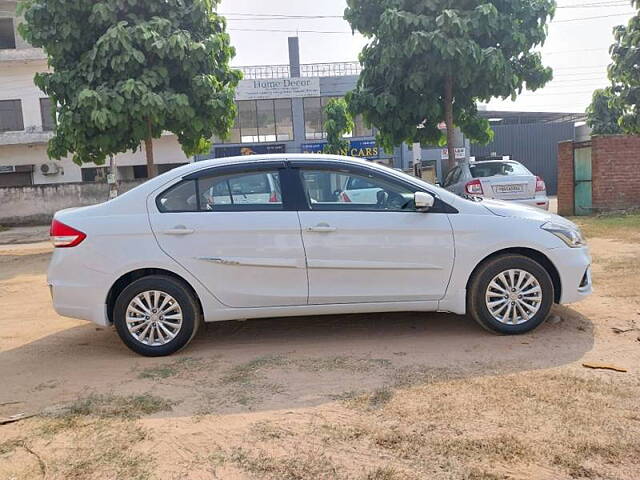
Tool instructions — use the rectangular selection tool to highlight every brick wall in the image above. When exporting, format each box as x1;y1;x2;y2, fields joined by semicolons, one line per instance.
557;135;640;215
557;140;575;216
591;135;640;211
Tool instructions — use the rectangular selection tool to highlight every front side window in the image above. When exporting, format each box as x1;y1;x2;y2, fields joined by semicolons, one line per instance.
300;168;419;212
157;170;283;213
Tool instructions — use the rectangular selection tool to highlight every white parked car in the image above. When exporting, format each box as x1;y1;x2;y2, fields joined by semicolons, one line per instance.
442;160;550;210
48;155;591;356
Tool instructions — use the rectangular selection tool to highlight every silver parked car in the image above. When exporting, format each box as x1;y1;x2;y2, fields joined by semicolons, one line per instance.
442;160;549;210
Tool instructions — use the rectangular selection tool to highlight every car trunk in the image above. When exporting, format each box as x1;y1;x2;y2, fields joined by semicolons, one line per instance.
479;175;536;201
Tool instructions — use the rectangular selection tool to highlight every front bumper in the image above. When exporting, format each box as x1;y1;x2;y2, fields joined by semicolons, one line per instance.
546;246;592;304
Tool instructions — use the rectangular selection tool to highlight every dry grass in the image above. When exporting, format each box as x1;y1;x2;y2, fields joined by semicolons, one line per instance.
574;212;640;241
59;393;172;419
137;356;205;380
216;370;640;480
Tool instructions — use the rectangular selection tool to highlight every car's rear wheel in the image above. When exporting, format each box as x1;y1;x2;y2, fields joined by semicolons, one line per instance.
114;275;200;356
468;255;554;334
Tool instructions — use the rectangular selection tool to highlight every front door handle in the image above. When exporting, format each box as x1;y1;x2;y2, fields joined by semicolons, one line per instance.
307;223;337;233
163;226;195;236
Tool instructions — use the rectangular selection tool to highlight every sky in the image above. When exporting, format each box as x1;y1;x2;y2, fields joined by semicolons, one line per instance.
218;0;637;113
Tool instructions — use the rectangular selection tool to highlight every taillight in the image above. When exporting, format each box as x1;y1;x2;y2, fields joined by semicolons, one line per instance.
50;219;86;248
339;191;352;203
465;179;484;196
536;176;546;192
269;191;279;203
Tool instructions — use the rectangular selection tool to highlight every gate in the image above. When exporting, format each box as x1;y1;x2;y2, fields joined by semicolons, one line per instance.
573;144;592;216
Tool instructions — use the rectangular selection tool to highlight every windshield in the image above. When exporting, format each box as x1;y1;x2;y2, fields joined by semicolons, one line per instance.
470;162;531;178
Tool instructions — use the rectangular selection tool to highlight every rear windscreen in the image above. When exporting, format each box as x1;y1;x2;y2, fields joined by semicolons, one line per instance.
470;162;530;178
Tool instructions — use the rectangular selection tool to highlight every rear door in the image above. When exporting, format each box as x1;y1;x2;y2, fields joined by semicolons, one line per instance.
148;163;308;308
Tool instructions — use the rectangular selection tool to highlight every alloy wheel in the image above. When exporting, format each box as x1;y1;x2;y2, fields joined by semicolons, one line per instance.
125;290;183;346
485;269;542;325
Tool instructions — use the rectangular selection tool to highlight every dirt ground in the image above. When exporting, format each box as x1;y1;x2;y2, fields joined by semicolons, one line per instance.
0;216;639;480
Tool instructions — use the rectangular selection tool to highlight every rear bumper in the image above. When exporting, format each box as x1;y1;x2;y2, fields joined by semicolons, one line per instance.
48;282;110;327
546;246;592;305
498;196;549;210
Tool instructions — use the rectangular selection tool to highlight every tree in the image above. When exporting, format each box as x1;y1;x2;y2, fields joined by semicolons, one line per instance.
586;88;623;135
608;3;640;134
18;0;241;178
323;98;355;155
344;0;555;173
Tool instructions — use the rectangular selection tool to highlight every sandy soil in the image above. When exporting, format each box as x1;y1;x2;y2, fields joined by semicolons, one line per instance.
0;230;638;480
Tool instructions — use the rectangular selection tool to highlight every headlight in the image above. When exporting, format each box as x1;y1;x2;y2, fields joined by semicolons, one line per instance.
541;222;586;248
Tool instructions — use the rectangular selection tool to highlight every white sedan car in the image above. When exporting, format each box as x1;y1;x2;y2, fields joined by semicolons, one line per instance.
48;154;592;356
442;160;550;210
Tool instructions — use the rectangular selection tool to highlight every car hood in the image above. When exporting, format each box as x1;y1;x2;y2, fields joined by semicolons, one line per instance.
482;199;578;229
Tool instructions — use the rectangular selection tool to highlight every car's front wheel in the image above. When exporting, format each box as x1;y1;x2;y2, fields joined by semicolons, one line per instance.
467;255;554;334
113;275;201;356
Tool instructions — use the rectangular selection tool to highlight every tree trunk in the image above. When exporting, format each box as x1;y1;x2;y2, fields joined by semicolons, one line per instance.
444;75;456;175
145;117;157;179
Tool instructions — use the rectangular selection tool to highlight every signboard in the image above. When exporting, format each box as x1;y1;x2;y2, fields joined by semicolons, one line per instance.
0;165;16;174
236;78;321;101
301;140;380;160
441;148;467;160
214;144;286;159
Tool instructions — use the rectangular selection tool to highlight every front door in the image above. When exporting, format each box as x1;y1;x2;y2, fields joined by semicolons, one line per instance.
293;163;455;305
148;164;308;308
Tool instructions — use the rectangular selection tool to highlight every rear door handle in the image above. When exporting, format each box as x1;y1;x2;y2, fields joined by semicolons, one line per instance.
307;223;337;233
163;226;195;236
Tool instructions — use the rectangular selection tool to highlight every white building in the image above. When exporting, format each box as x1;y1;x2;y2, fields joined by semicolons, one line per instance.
0;0;191;187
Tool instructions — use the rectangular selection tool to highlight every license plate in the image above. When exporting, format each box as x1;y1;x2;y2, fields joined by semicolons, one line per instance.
494;184;524;194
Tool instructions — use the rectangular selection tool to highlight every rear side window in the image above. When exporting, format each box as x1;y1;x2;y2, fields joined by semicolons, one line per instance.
470;162;531;178
157;180;197;212
156;170;282;213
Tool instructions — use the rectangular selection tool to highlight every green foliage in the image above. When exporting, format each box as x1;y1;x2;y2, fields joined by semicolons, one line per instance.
323;98;355;155
586;88;623;135
18;0;241;166
608;3;640;134
344;0;555;154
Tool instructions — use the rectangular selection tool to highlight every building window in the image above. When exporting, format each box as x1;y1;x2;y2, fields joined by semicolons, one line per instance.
40;98;55;131
0;99;24;132
81;167;108;183
274;99;293;141
231;99;293;144
133;165;148;179
0;18;16;50
303;97;373;140
303;97;324;140
352;114;374;138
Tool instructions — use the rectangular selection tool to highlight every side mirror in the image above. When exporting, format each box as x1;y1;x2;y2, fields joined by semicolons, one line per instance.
415;192;435;211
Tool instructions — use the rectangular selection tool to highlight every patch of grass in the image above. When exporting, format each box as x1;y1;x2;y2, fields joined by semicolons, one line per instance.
60;393;172;419
295;356;392;373
250;420;293;440
137;357;203;380
433;434;532;463
54;419;151;480
361;466;409;480
347;387;395;411
0;225;9;233
0;438;23;455
227;447;341;480
220;354;289;385
573;212;640;241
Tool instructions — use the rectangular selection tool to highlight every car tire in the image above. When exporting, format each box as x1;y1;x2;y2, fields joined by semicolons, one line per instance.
467;254;554;335
113;275;201;357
